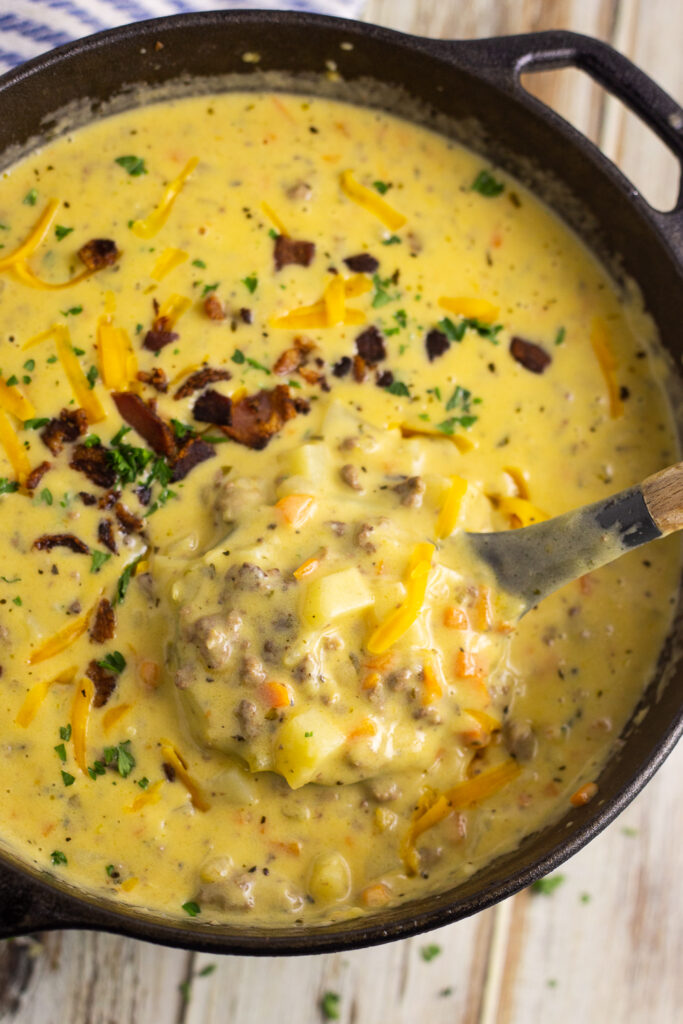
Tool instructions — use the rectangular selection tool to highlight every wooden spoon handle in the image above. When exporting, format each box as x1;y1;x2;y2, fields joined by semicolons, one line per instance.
642;461;683;534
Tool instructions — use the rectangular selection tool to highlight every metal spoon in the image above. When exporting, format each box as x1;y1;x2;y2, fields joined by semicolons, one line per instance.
464;462;683;613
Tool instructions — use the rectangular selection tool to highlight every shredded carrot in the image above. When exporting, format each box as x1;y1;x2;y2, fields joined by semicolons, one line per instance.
0;377;35;420
160;740;210;811
260;680;293;709
503;465;530;500
435;475;468;538
570;781;598;807
323;274;346;326
496;495;549;528
150;247;188;282
590;316;623;418
438;296;499;323
422;653;443;706
360;882;392;908
460;707;500;746
454;649;485;680
27;596;99;665
0;198;59;271
444;606;469;630
473;586;492;631
261;201;289;236
102;703;132;734
55;326;106;423
71;676;94;775
364;651;395;672
361;670;381;691
126;779;163;813
367;544;434;654
131;156;199;238
15;665;77;727
446;759;522;807
465;708;501;732
0;407;31;485
293;554;321;580
347;717;378;741
271;840;302;856
339;170;406;230
275;493;317;528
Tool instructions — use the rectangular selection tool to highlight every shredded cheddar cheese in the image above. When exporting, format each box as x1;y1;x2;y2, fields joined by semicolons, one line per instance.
340;170;406;230
131;157;199;238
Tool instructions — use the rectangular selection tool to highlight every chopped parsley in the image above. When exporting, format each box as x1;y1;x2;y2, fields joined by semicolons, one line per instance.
191;258;206;268
104;740;136;778
0;575;20;583
97;651;126;674
201;282;219;297
241;272;258;294
61;770;75;787
373;180;391;195
115;155;148;177
420;944;442;962
59;723;71;741
90;550;112;574
554;326;566;346
61;306;83;317
5;374;17;386
371;272;399;309
114;554;145;606
106;864;118;878
182;900;201;917
12;596;22;607
51;850;68;866
268;227;278;239
55;225;74;241
82;434;101;447
54;743;67;762
137;777;149;789
231;349;246;365
580;892;592;903
37;487;53;506
385;308;407;336
87;760;106;780
385;379;410;397
47;354;58;364
246;356;271;374
86;365;99;389
23;358;35;372
0;479;19;495
471;169;505;197
23;417;49;430
445;385;481;427
531;873;565;896
23;189;38;206
198;965;216;977
381;234;402;246
171;419;196;440
321;992;341;1020
438;316;466;342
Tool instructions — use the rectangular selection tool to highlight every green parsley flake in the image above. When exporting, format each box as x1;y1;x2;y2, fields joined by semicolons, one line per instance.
386;380;410;397
61;306;83;317
202;282;219;297
242;273;258;294
90;550;112;574
86;366;99;389
115;155;148;177
198;965;216;977
192;258;206;268
231;349;246;365
420;944;442;962
54;743;67;762
471;169;505;197
38;487;53;506
12;596;22;607
373;180;391;195
61;770;75;787
97;651;126;674
59;723;72;742
554;326;566;346
103;740;136;778
371;272;399;309
51;850;68;866
531;873;565;896
23;359;35;372
114;554;145;606
0;479;19;495
55;225;74;241
23;189;38;206
321;992;341;1020
182;901;201;917
5;375;17;387
137;777;150;789
381;234;402;246
23;417;49;430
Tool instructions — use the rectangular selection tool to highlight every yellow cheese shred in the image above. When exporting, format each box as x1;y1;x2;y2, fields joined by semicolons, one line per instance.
439;296;499;323
55;326;106;423
160;740;210;812
0;407;31;485
503;465;530;500
496;495;549;528
102;702;132;734
271;276;371;330
0;378;35;421
15;666;77;727
12;260;94;291
131;157;199;239
591;316;623;418
367;543;435;654
323;275;346;326
126;779;164;813
435;475;468;538
0;199;59;271
158;292;192;328
98;318;137;390
150;247;188;282
399;423;476;455
27;596;99;665
261;201;289;237
340;171;406;230
71;676;94;775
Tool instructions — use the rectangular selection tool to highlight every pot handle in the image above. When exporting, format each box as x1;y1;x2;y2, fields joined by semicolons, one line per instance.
433;30;683;254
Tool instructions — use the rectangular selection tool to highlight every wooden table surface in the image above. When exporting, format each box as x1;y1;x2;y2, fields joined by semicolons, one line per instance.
1;2;682;1021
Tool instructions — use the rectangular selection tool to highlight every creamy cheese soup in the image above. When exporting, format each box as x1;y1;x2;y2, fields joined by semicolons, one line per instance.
0;91;677;925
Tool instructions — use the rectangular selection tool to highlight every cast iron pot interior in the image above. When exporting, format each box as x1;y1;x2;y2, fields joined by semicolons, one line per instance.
0;10;682;955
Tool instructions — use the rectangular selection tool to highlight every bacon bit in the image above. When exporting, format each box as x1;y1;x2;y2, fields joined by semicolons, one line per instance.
40;407;88;455
273;235;316;270
240;307;253;324
220;385;308;450
570;781;598;807
79;492;96;506
89;598;116;643
173;366;231;400
298;365;329;390
353;355;368;382
136;367;169;393
355;325;386;364
78;238;119;271
33;533;90;555
26;461;51;493
204;293;226;320
510;336;551;374
111;391;176;457
86;659;117;708
343;253;379;274
114;502;143;534
273;338;312;376
425;329;450;362
170;436;215;482
193;388;232;425
70;442;117;489
333;356;352;378
97;519;118;554
97;490;120;510
143;311;179;353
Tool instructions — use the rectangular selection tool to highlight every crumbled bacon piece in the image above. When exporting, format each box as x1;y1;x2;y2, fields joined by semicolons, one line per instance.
193;389;232;426
273;235;316;271
298;366;329;391
114;502;144;534
173;367;232;400
40;408;88;455
136;367;169;393
274;345;306;376
33;533;90;555
78;239;119;271
204;293;226;320
98;519;118;554
220;385;308;450
510;336;552;374
376;370;394;388
79;492;97;506
86;659;117;708
143;322;179;353
425;329;450;362
353;355;368;382
170;437;216;482
71;443;117;489
111;392;176;457
89;598;116;644
240;308;253;324
355;326;386;364
97;490;120;510
333;356;352;378
26;461;51;493
343;253;379;274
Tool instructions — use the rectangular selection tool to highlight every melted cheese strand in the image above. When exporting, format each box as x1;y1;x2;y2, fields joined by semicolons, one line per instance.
131;157;199;238
591;316;623;418
496;495;549;528
12;261;94;291
98;318;137;391
0;407;31;485
439;296;499;323
261;201;289;237
71;676;94;775
55;326;106;423
340;170;406;230
0;378;35;421
150;247;188;282
324;274;346;326
435;475;468;538
15;666;77;727
367;544;435;654
126;779;164;813
160;740;210;812
27;597;99;665
0;199;59;271
158;293;192;328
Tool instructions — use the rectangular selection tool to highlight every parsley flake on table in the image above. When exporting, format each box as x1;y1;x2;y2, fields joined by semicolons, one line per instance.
531;873;565;896
321;992;341;1020
420;943;442;962
115;155;148;177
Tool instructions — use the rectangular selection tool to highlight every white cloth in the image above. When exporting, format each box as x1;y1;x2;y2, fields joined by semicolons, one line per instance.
0;0;366;74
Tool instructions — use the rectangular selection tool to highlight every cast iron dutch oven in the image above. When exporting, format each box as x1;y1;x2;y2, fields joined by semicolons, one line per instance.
0;9;681;955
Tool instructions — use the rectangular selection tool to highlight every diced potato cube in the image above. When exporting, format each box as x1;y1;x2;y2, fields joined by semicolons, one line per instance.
301;567;374;627
307;851;351;903
371;580;406;622
285;442;327;480
272;708;345;788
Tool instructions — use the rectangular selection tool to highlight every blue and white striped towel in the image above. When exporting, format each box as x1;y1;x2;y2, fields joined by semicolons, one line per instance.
0;0;366;75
